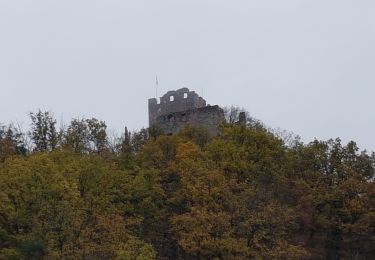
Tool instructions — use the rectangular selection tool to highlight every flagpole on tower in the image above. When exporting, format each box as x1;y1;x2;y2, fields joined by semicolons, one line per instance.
156;75;159;99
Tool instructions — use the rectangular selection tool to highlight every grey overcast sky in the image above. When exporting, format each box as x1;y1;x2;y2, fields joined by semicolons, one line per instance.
1;0;374;151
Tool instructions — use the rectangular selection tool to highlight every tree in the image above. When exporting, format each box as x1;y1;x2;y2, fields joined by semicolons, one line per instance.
289;139;375;259
64;118;90;153
86;118;108;153
0;111;374;259
178;124;210;148
29;110;59;152
0;124;27;162
223;106;264;129
131;128;148;153
63;118;108;154
0;153;84;258
148;125;164;140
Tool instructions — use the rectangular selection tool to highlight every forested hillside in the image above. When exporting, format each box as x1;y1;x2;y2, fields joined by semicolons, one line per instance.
0;111;374;259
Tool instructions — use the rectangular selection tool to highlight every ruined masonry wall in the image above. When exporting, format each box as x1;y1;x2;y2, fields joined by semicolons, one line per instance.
148;88;206;126
153;105;224;136
148;88;224;136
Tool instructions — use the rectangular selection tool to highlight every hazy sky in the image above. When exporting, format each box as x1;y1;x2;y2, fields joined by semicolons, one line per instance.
1;1;374;151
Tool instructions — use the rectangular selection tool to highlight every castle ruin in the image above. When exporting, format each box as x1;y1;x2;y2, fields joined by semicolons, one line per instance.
148;88;224;135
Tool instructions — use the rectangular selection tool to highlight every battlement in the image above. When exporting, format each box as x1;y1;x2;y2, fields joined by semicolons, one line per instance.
148;88;224;136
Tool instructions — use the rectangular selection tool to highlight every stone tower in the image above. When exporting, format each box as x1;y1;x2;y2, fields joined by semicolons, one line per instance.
148;88;224;135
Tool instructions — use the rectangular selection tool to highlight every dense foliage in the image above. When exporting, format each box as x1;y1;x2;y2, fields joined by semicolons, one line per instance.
0;111;374;259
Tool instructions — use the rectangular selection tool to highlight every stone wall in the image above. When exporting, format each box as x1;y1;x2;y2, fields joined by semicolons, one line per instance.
152;105;224;136
148;88;206;126
149;88;224;136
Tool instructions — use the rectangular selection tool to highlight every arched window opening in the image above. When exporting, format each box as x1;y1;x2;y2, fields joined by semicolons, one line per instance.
170;96;174;102
183;93;188;99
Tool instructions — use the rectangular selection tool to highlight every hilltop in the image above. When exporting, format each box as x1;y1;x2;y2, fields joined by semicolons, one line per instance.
0;110;374;259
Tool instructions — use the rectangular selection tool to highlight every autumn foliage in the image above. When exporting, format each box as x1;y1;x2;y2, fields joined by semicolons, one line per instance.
0;112;374;259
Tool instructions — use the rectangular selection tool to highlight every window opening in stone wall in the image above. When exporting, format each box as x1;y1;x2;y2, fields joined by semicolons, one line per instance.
184;93;188;99
170;96;174;102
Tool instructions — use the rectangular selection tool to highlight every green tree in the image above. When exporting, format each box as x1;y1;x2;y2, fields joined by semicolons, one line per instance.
29;110;59;152
289;139;375;259
86;118;108;153
0;124;27;162
64;118;90;153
